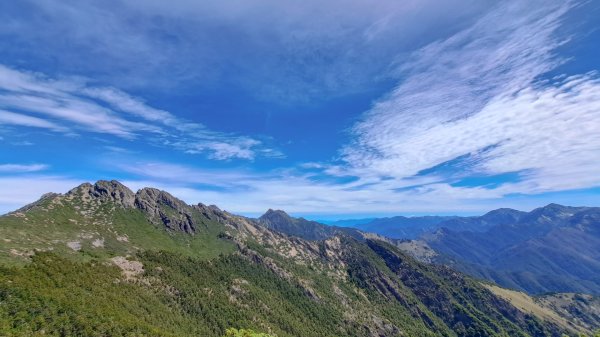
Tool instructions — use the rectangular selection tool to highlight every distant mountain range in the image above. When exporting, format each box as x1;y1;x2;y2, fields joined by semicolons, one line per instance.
260;204;600;297
328;215;457;239
422;204;600;296
258;209;366;241
325;208;527;239
319;218;376;227
4;180;591;336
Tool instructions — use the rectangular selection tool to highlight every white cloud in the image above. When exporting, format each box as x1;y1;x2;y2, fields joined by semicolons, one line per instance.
10;141;34;146
115;161;253;189
0;109;68;132
0;64;275;160
110;160;498;214
341;1;600;196
114;169;568;215
0;163;48;173
82;87;177;124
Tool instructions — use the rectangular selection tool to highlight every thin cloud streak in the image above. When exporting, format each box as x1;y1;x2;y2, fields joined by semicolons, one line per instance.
112;160;505;214
0;163;48;173
0;64;277;160
0;110;68;132
0;161;595;216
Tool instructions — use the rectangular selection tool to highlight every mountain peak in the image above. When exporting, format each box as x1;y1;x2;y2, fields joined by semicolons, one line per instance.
135;187;196;233
260;209;292;221
480;208;525;224
61;181;201;234
67;180;135;208
264;208;287;215
526;203;582;221
542;203;568;210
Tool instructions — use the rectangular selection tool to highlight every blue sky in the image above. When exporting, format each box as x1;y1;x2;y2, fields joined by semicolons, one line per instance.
1;0;600;219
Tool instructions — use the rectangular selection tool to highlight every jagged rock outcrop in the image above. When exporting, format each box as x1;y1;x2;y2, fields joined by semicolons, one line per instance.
67;180;135;208
194;203;228;223
134;187;197;234
63;182;203;234
40;181;229;235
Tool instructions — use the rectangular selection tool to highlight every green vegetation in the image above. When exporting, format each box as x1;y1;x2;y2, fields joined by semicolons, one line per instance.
0;246;567;337
0;182;595;337
223;328;274;337
0;249;440;337
0;252;353;337
0;194;234;265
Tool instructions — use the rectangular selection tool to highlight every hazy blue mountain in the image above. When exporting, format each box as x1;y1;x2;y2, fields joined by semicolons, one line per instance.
423;204;600;295
350;215;458;239
258;209;367;241
329;208;529;240
434;208;527;233
323;218;376;227
257;204;600;297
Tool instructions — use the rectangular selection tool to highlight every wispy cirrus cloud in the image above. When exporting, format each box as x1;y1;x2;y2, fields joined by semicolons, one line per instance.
0;109;68;133
0;163;48;173
115;161;256;190
90;0;600;217
110;160;595;217
0;156;596;216
0;64;277;160
341;0;600;197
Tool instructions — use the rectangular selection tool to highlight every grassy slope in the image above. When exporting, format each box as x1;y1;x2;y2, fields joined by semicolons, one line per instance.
0;194;234;265
538;293;600;333
0;248;459;337
0;252;341;337
485;284;600;335
0;189;587;337
484;284;575;331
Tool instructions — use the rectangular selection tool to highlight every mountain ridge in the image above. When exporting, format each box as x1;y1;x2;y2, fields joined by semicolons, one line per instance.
324;204;595;241
257;208;366;241
421;203;600;295
0;180;594;336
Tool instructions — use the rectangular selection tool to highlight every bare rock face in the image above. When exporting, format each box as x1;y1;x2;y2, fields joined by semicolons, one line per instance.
23;179;240;236
94;180;136;208
194;203;229;223
135;188;197;234
68;180;135;208
64;181;215;234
